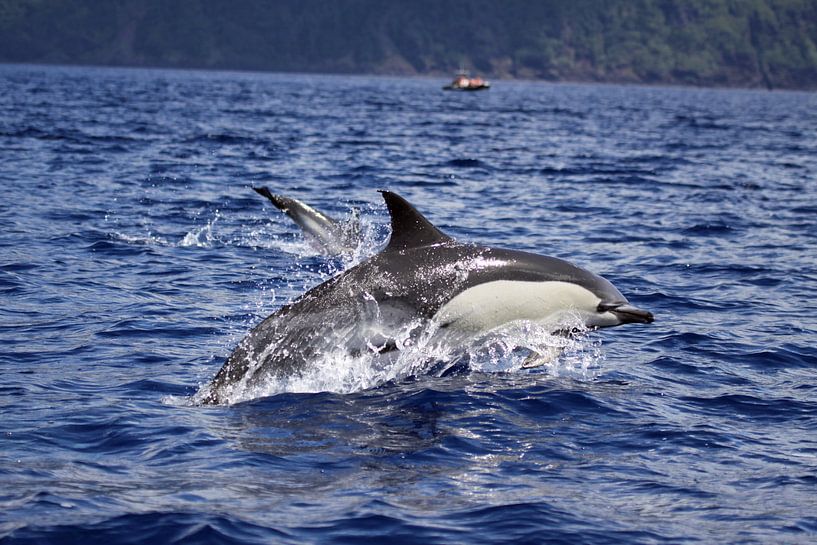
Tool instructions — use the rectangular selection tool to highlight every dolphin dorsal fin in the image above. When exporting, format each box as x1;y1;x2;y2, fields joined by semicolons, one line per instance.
380;191;451;252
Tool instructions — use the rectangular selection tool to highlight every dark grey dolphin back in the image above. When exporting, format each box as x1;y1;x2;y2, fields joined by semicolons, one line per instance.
377;190;627;309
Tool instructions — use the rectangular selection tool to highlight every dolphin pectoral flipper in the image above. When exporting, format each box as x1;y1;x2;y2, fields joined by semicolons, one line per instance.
521;346;563;368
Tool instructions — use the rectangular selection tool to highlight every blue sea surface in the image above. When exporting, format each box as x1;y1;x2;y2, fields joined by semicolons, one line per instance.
1;64;816;544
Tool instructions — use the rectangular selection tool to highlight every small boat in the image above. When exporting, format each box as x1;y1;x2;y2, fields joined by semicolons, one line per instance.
443;71;491;91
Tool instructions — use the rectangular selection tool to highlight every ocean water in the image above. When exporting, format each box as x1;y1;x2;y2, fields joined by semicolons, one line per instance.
1;64;816;544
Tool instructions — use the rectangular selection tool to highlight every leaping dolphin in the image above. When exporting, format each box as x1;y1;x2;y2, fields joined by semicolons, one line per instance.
253;187;359;255
202;191;653;404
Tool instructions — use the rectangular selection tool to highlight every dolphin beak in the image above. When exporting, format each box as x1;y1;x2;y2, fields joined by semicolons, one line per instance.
610;304;654;324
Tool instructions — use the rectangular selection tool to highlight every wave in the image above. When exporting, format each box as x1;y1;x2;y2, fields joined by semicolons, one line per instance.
4;512;281;545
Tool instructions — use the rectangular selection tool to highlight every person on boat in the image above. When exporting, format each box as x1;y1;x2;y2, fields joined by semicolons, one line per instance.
454;73;470;88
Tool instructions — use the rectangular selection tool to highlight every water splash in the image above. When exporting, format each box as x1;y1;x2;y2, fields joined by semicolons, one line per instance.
179;211;220;247
341;202;390;268
189;313;604;406
463;319;604;380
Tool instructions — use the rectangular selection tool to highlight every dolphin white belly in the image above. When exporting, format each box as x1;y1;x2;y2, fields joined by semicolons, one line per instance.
433;280;620;335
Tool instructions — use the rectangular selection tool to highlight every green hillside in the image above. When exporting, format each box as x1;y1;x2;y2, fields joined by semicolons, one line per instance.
2;0;816;89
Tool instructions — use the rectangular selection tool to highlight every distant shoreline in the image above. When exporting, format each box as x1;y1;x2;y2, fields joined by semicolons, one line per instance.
3;61;813;93
4;1;816;92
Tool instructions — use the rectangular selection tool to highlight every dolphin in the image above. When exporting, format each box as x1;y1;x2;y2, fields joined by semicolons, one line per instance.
253;187;359;255
202;191;653;404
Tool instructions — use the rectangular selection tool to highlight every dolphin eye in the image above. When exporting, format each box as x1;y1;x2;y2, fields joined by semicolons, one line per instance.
597;302;618;313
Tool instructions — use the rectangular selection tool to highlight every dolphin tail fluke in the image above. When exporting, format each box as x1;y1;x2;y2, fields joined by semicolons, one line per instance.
252;186;357;255
253;187;300;214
